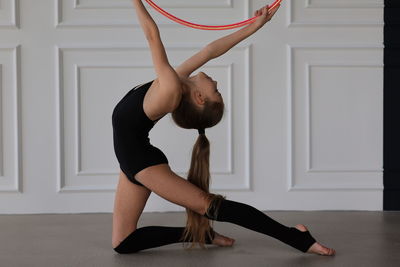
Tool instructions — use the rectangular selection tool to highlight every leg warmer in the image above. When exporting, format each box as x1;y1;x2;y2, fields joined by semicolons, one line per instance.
204;199;316;253
113;226;215;254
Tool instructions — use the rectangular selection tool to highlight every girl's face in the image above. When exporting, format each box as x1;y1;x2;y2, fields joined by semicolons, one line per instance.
192;71;223;104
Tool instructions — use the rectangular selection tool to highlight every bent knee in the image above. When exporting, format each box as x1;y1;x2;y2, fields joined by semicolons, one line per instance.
196;192;215;216
113;245;136;254
112;237;140;254
113;245;137;254
203;193;226;219
112;239;122;252
112;228;136;252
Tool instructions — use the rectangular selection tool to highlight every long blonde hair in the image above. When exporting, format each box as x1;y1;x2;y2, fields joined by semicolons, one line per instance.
171;90;226;249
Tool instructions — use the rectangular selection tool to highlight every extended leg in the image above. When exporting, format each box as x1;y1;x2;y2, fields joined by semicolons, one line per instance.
204;198;316;253
130;164;315;254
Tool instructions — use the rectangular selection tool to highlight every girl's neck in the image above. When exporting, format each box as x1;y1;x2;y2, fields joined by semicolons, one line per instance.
180;77;194;96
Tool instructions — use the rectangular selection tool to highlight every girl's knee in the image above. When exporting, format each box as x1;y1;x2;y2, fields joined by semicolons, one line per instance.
204;193;226;219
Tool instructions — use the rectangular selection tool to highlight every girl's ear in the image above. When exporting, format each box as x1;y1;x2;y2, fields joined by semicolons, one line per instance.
193;91;206;106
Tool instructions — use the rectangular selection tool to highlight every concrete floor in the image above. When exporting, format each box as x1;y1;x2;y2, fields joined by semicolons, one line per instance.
1;211;399;267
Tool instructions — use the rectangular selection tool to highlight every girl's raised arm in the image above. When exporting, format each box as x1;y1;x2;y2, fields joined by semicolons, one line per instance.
132;0;180;99
175;4;280;78
132;0;159;38
208;4;280;59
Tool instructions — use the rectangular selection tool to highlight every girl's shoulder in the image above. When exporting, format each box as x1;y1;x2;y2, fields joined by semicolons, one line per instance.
143;78;182;121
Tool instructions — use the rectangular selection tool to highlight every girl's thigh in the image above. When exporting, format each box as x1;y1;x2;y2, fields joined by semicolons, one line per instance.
134;163;212;215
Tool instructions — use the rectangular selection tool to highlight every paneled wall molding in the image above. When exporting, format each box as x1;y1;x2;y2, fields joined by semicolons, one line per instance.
73;0;233;9
0;45;21;193
305;63;383;173
56;0;248;28
0;2;384;213
287;44;383;191
0;0;19;28
288;0;384;27
306;0;384;8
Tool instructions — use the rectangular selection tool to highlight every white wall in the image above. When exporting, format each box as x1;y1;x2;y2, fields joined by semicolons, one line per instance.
0;0;383;214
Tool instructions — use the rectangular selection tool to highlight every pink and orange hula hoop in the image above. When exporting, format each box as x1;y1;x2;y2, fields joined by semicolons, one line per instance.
144;0;283;30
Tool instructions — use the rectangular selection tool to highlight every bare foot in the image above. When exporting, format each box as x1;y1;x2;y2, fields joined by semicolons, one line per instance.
212;231;235;247
294;224;336;256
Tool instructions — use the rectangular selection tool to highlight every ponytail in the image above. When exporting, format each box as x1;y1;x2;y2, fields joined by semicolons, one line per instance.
180;133;226;249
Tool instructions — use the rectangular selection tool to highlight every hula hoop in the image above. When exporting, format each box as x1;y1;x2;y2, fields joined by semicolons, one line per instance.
144;0;282;30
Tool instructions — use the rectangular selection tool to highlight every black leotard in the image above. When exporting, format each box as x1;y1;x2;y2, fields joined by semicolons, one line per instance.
112;80;168;186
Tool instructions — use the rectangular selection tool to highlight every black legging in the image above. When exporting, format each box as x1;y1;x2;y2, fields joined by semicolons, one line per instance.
113;199;316;254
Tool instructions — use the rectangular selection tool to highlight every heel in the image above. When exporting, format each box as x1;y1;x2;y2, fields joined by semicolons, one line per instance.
289;227;317;253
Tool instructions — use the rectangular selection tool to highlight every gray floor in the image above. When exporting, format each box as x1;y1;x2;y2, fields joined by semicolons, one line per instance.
1;211;400;267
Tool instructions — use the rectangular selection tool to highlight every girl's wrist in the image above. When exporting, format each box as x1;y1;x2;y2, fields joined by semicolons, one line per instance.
249;21;263;34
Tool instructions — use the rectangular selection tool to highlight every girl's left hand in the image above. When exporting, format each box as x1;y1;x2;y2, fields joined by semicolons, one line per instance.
253;4;280;28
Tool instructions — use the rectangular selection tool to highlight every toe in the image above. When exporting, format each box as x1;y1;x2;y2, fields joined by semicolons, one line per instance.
324;247;334;256
224;237;235;246
226;237;235;245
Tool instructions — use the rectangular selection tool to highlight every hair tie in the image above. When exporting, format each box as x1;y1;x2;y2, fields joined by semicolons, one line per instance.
198;128;205;135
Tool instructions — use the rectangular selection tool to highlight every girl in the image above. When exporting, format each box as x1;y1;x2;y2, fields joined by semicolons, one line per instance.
112;0;335;256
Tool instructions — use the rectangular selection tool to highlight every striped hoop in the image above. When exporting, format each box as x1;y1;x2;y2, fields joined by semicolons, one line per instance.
144;0;282;30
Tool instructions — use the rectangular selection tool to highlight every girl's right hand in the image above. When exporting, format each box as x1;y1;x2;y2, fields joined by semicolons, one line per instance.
253;4;280;29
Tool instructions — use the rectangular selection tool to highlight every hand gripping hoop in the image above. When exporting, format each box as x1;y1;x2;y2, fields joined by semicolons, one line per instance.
144;0;283;30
